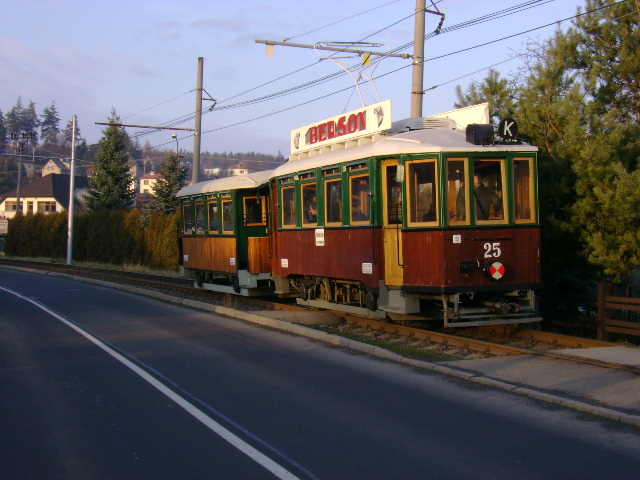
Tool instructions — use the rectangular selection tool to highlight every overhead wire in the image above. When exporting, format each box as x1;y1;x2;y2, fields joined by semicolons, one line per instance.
133;2;418;141
145;0;621;150
191;0;625;141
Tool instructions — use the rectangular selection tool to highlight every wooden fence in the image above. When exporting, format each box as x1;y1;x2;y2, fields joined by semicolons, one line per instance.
597;283;640;341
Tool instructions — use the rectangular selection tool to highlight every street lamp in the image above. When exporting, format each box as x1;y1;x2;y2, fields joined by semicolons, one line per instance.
171;133;179;158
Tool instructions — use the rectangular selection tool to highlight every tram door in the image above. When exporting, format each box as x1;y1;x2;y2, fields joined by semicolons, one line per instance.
382;159;404;286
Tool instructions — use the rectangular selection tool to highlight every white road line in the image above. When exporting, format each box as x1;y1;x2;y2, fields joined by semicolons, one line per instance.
1;287;303;480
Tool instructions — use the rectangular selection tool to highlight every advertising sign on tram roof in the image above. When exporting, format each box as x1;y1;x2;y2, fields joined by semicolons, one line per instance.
290;99;392;156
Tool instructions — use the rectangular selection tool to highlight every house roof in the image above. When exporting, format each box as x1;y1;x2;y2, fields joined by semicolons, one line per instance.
43;158;70;169
140;172;163;180
4;173;89;207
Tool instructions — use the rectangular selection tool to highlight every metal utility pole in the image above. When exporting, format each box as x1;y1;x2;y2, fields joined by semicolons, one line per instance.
193;57;204;184
410;0;426;118
67;115;77;265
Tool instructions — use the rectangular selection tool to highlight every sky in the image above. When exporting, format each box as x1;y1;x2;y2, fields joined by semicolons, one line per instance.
0;0;584;158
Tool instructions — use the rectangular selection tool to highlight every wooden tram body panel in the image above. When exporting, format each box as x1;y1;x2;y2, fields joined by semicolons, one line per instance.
401;227;541;291
272;227;384;289
182;236;237;274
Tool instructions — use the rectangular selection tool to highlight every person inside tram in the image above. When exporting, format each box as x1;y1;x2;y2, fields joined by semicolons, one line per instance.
306;196;317;223
473;172;501;220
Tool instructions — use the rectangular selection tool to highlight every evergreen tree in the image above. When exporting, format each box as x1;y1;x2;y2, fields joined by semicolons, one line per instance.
40;102;61;148
23;101;40;145
0;109;7;153
5;97;25;135
6;97;39;144
514;29;590;286
148;151;189;215
63;117;87;159
511;0;639;282
568;0;640;280
85;109;136;211
454;68;515;123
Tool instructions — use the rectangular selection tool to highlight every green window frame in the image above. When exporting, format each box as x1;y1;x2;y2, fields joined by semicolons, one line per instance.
446;158;469;226
406;159;438;226
221;197;234;234
513;157;536;224
281;185;297;228
349;174;370;224
472;158;508;225
207;195;219;233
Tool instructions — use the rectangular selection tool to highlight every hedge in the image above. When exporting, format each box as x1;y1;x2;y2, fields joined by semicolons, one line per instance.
4;209;181;271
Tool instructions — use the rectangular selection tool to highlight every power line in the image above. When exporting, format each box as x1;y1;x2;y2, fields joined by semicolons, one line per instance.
147;0;622;150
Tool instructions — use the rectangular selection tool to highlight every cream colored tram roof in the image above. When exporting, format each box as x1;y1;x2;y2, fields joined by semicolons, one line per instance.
272;127;537;178
177;170;273;198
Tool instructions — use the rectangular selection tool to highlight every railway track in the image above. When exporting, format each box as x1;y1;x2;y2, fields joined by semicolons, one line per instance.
1;257;631;371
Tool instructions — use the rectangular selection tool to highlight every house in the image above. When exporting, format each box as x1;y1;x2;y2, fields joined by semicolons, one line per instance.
41;158;71;176
139;172;163;195
0;173;89;219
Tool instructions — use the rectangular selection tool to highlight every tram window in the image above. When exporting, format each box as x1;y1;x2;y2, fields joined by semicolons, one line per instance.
195;202;205;233
447;159;469;225
325;179;342;225
350;175;370;224
473;159;506;223
302;183;318;226
222;199;233;233
385;165;402;225
183;204;195;234
408;160;438;225
281;186;296;227
514;158;535;223
244;196;265;226
208;200;219;232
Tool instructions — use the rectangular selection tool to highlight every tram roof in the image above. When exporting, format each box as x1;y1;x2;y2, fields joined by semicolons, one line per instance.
177;170;273;197
272;126;538;178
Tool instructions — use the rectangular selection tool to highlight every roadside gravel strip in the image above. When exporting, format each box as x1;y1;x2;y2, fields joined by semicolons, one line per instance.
8;266;640;429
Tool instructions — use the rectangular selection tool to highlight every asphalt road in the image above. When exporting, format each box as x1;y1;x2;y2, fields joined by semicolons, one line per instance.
1;268;639;479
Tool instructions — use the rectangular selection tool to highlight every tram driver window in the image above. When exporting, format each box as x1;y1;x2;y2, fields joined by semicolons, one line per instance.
350;175;370;223
447;159;468;225
473;159;505;222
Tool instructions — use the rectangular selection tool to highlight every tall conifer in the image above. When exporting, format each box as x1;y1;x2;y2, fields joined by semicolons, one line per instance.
85;109;135;211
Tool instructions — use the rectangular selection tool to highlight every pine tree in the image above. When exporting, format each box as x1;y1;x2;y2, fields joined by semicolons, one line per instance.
0;109;7;153
5;97;25;135
513;29;590;285
148;151;189;215
85;109;136;211
454;68;515;123
568;0;640;280
40;102;61;148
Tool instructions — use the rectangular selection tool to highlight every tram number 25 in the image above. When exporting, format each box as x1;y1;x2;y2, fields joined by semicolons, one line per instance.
484;242;502;258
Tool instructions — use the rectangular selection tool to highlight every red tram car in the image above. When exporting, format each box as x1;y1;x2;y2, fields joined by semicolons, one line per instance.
178;104;542;327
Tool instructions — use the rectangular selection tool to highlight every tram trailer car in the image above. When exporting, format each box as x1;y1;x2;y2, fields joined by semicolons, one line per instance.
178;116;542;327
179;171;274;295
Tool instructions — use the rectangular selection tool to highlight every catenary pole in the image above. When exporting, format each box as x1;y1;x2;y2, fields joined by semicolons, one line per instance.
66;115;76;265
193;57;203;184
410;0;426;118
